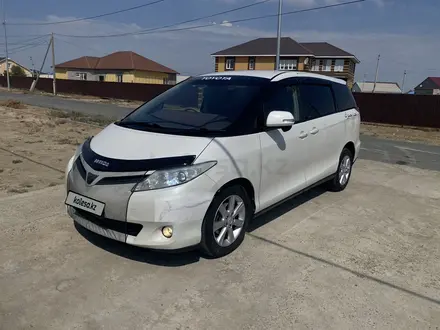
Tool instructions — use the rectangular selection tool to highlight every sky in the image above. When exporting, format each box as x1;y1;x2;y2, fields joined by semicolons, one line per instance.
1;0;439;91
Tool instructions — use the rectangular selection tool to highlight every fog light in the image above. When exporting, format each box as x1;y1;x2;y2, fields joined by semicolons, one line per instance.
162;226;173;238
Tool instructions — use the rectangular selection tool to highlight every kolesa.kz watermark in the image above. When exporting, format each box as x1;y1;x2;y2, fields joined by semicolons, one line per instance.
73;196;97;211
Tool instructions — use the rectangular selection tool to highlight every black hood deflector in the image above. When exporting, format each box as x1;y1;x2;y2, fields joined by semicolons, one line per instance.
81;138;196;172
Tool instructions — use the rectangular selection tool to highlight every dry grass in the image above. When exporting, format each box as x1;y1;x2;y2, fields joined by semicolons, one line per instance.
0;105;101;197
47;109;114;127
361;123;440;146
0;99;26;109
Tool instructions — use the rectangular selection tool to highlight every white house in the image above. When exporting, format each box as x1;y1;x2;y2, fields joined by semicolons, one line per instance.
352;81;402;94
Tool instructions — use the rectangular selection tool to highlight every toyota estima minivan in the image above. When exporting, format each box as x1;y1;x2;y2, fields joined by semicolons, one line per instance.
65;70;360;258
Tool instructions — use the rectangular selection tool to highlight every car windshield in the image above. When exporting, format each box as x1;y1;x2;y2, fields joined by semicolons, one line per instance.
117;76;268;135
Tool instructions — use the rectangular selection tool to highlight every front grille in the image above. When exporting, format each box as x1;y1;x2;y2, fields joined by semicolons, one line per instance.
74;208;143;236
96;175;145;186
75;157;145;186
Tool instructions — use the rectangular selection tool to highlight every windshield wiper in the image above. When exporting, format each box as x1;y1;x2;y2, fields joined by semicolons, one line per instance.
116;121;165;129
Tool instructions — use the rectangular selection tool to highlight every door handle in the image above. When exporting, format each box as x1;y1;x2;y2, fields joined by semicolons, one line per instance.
310;127;319;135
299;131;308;139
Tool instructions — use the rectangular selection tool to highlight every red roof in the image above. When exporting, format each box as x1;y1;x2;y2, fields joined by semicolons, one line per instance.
429;77;440;88
55;56;99;70
56;51;177;74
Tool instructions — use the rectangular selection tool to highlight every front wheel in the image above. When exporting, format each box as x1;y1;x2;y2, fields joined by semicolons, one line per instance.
200;185;253;258
327;148;353;192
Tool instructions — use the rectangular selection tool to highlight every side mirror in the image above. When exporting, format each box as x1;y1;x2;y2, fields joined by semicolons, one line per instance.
266;110;295;128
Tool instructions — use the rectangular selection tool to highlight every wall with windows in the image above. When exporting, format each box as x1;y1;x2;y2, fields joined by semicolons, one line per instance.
55;69;175;85
213;56;356;87
65;70;99;81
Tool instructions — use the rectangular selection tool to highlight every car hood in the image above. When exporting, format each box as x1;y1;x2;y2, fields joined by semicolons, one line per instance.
82;123;213;172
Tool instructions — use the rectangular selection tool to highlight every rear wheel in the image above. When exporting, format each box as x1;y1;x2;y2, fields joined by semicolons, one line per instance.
200;185;253;258
327;148;353;192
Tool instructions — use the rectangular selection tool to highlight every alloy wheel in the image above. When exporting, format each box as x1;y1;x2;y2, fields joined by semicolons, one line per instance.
339;155;351;186
212;195;246;247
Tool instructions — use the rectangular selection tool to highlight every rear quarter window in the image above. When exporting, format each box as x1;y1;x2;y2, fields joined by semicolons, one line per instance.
298;84;336;121
332;82;358;112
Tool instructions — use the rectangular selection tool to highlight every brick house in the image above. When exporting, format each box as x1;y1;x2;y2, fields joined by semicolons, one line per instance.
414;77;440;95
212;37;359;88
55;51;178;85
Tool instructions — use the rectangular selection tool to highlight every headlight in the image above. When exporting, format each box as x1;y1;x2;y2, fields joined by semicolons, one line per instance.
65;143;83;178
133;161;217;191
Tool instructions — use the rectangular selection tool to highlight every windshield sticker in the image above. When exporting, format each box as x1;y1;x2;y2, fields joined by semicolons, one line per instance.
201;76;232;80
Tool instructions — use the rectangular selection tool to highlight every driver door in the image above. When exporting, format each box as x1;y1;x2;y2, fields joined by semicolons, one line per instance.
258;84;311;211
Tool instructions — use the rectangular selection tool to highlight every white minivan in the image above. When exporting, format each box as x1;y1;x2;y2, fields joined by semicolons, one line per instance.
65;70;360;258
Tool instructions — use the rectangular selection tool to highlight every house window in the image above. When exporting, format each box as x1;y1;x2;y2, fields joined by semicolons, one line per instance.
311;60;319;71
225;57;235;70
279;59;297;71
75;72;87;80
323;60;332;72
117;74;123;83
215;57;219;72
99;75;105;82
248;57;256;70
334;59;344;72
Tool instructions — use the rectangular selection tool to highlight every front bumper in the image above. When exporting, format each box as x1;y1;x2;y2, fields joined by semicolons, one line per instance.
66;160;217;250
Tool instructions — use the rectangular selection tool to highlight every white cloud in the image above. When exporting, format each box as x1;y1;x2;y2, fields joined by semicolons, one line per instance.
220;20;233;27
323;0;385;6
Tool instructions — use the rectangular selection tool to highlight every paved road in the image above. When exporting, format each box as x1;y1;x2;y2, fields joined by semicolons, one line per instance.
2;160;440;329
360;135;440;172
2;90;440;172
0;90;132;119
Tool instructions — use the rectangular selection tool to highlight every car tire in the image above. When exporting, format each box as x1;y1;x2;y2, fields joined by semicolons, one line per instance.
327;148;353;192
200;185;253;258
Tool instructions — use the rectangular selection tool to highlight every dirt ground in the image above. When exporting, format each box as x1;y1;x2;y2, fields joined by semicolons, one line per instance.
0;87;143;108
361;123;440;146
0;102;101;197
1;100;440;198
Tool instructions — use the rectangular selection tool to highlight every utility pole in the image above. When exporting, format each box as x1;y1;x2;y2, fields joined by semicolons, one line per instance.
51;33;56;95
30;56;35;77
30;37;51;92
275;0;283;70
401;70;407;94
2;0;10;90
372;54;380;93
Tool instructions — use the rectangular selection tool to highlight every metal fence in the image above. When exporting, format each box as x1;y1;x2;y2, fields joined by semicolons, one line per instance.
354;93;440;129
0;76;170;102
1;76;439;129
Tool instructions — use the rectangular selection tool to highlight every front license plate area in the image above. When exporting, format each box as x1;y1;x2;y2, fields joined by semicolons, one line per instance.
65;191;105;216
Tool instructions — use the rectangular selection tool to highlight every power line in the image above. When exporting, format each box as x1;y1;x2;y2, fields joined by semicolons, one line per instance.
6;0;167;26
133;0;368;37
55;35;97;53
55;0;271;39
6;40;48;54
0;34;49;46
0;41;47;56
55;0;366;38
125;0;271;35
1;33;51;38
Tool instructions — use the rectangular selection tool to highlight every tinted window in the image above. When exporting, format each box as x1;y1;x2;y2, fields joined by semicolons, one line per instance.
298;84;336;121
118;76;268;135
332;82;357;111
263;85;300;120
